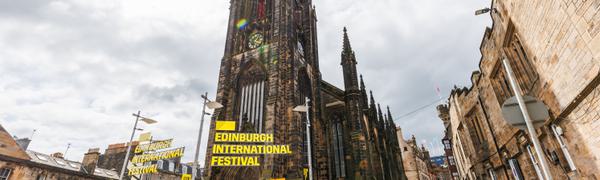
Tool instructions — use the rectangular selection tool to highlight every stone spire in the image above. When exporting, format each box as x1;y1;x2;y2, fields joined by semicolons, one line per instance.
342;27;354;58
387;106;395;127
341;27;357;68
360;74;366;90
370;91;376;108
383;113;389;130
369;91;377;119
360;75;368;107
377;103;384;124
341;27;359;91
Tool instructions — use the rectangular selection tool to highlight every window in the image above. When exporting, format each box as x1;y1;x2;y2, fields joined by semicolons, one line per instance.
187;166;193;175
466;111;486;147
0;168;11;180
443;140;451;149
54;158;67;166
36;174;46;180
492;21;538;105
35;153;49;162
157;160;163;169
237;63;267;133
508;159;524;180
491;66;514;104
168;161;175;172
526;145;544;179
331;115;346;178
488;168;497;180
448;156;456;165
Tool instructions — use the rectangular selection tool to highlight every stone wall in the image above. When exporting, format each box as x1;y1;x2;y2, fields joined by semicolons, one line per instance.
400;136;433;180
0;158;103;180
439;0;600;179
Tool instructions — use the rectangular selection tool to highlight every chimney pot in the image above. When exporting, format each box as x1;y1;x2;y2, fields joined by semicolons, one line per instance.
82;148;101;174
50;152;64;159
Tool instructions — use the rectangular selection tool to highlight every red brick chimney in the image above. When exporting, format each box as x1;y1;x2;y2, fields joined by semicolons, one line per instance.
82;148;101;174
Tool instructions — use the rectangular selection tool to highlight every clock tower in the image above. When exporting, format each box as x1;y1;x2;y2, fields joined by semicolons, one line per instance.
203;0;326;179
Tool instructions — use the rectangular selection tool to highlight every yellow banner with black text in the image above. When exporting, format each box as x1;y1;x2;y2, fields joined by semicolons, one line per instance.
128;135;185;176
211;121;292;167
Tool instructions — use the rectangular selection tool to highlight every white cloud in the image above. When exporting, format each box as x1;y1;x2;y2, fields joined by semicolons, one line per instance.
0;0;490;165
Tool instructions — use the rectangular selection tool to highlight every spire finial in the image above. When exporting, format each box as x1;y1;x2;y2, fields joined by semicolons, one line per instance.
360;74;365;90
377;103;384;122
342;27;353;56
387;106;394;125
369;90;376;105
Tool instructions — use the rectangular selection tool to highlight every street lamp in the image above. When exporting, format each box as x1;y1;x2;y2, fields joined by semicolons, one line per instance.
119;111;157;180
293;97;312;180
192;92;223;180
474;7;491;15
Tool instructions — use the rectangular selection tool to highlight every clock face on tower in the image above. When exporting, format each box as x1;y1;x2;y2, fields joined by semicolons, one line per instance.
248;33;264;49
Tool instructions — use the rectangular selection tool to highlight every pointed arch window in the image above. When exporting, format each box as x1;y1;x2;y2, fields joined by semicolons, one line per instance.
237;63;267;133
331;114;346;178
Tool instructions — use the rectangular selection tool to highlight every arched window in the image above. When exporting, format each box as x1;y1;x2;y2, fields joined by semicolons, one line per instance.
168;161;175;172
331;114;346;178
237;62;267;133
157;160;163;169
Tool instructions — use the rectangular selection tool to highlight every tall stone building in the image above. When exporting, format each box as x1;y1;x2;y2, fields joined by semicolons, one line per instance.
438;0;600;179
439;105;459;180
399;134;434;180
202;0;406;179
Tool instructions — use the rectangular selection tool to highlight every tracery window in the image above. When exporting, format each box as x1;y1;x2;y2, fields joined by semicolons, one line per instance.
466;110;486;147
491;21;538;105
237;63;267;133
331;115;346;178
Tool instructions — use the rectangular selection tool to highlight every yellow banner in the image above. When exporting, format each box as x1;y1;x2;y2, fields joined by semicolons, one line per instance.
128;164;157;176
134;139;173;153
138;132;152;142
215;121;236;131
131;147;184;164
214;132;273;142
210;156;260;166
212;144;292;154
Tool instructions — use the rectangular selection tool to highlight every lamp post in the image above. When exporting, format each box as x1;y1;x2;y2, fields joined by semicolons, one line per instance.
119;111;158;180
293;97;312;180
502;59;552;180
192;92;223;180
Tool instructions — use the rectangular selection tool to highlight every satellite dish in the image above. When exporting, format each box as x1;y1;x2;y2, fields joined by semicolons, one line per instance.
501;95;550;130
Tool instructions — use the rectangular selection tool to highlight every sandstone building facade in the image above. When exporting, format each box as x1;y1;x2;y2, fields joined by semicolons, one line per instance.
202;0;406;179
399;133;434;180
0;124;119;180
440;112;460;180
438;0;600;179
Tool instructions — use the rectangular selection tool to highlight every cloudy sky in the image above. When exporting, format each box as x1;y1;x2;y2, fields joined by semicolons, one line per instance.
0;0;491;164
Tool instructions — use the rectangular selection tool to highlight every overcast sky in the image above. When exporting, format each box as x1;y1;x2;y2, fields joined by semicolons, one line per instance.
0;0;491;164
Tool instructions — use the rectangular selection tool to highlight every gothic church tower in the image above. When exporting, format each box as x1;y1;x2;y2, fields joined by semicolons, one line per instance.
203;0;328;179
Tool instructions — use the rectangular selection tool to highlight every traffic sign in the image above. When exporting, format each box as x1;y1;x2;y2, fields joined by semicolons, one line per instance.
501;95;549;130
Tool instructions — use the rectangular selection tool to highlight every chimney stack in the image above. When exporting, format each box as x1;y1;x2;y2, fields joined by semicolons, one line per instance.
50;152;64;159
82;148;101;174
